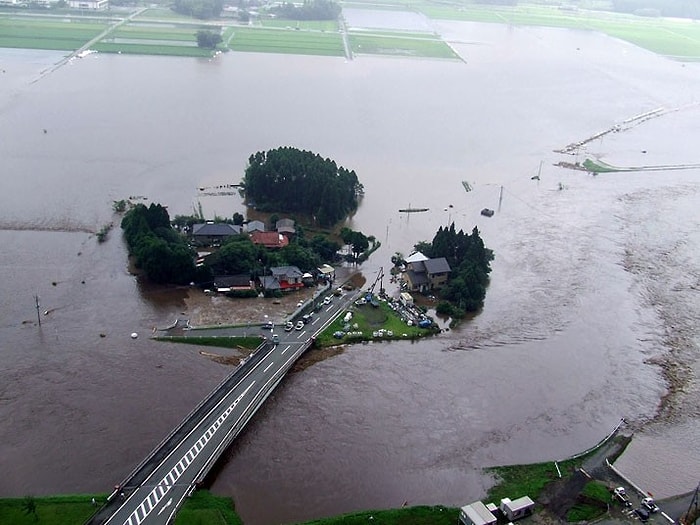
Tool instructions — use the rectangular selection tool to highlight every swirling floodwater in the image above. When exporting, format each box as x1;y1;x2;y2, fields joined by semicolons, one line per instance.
0;19;699;525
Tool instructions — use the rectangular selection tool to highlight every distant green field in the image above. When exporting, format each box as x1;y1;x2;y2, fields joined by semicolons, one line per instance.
350;31;458;58
135;7;199;20
0;16;106;50
406;3;700;59
108;24;202;42
224;25;345;56
2;3;699;60
259;18;339;32
92;41;213;56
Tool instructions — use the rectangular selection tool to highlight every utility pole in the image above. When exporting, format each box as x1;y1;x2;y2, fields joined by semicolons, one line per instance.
498;185;504;212
34;294;41;327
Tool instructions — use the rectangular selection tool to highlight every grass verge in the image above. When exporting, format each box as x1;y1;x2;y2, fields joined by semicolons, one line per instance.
297;505;459;525
173;490;243;525
0;494;106;525
565;480;609;522
155;335;263;349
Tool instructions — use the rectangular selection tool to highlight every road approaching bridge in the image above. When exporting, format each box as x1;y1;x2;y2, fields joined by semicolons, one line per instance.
87;288;358;525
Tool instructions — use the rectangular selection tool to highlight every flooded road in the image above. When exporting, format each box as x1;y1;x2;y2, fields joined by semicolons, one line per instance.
0;21;699;524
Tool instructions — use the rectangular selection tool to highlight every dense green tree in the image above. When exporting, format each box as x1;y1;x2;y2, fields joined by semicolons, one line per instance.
243;147;363;227
279;243;319;271
232;212;245;226
273;0;341;20
414;223;494;312
309;234;340;262
121;203;196;285
173;0;223;18
196;29;223;48
210;238;257;275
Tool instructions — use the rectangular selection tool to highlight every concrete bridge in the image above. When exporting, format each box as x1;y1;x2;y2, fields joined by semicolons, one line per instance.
86;287;357;525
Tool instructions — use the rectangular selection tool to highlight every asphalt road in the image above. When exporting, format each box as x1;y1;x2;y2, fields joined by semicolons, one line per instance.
101;289;358;525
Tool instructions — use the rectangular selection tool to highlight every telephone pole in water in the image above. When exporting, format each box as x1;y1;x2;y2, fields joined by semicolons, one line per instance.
35;295;41;327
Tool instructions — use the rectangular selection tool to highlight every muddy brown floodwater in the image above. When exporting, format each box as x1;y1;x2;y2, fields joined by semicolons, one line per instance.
1;18;699;525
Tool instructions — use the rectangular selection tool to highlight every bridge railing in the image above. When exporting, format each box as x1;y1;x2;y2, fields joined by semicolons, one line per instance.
84;341;271;525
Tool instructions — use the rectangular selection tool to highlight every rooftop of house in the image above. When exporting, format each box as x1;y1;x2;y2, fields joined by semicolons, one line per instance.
192;223;241;236
251;231;289;249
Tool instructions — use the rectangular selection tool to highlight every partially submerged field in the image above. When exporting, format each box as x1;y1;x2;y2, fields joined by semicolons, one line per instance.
347;1;700;60
349;30;458;59
2;3;700;60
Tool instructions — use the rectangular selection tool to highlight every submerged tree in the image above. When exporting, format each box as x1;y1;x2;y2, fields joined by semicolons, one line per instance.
243;147;363;227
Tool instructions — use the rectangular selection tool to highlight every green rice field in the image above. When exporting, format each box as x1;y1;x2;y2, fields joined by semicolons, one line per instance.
223;25;345;56
0;16;107;50
259;18;339;32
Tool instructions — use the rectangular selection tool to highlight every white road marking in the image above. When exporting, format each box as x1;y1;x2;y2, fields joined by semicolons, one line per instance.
281;345;290;355
118;381;256;525
157;498;172;516
263;362;274;373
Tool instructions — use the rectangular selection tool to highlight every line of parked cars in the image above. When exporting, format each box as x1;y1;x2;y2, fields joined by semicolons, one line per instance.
613;487;659;522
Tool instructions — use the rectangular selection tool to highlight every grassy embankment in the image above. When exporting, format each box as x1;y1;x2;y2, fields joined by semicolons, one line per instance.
0;494;107;525
154;335;263;349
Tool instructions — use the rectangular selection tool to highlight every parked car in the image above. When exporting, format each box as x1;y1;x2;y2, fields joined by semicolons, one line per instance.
323;296;332;305
641;498;659;513
295;321;304;330
284;322;294;332
613;487;632;507
634;508;650;522
302;314;313;324
262;321;274;330
272;334;279;344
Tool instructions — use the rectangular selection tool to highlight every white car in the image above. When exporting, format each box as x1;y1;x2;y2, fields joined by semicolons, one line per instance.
284;322;294;332
295;321;305;330
323;296;332;305
641;498;659;513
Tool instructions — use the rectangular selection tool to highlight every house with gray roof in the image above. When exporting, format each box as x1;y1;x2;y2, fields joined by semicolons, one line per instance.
191;222;241;245
275;218;296;235
245;220;266;233
269;265;304;290
403;256;451;292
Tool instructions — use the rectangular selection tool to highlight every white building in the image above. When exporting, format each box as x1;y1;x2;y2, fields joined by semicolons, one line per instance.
500;496;535;521
459;501;497;525
68;0;108;8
